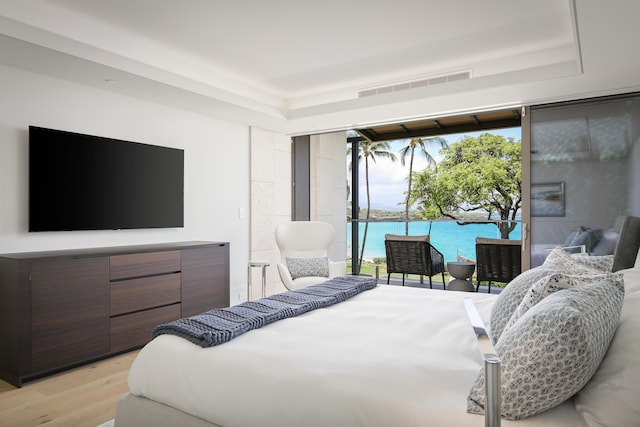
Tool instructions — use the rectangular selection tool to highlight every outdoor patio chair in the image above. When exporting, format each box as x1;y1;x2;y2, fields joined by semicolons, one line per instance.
475;237;522;293
384;234;446;288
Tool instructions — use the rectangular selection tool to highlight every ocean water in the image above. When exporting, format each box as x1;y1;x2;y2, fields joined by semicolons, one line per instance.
347;220;522;263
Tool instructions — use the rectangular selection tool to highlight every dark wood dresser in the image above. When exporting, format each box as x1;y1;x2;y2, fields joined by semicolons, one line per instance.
0;241;229;387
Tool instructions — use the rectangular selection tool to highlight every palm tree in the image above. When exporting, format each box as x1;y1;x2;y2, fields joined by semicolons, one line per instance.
398;137;448;234
348;140;397;269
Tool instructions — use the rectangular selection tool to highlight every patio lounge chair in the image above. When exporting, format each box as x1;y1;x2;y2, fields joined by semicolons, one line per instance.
384;234;446;288
475;237;522;293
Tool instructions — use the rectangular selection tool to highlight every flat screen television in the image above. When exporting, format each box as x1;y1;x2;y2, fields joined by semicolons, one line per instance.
29;126;184;232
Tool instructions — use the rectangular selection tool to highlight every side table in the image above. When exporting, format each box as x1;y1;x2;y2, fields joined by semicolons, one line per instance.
447;261;476;292
248;260;269;300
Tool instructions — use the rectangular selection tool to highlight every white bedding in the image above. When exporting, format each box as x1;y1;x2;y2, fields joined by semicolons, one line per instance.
128;285;586;427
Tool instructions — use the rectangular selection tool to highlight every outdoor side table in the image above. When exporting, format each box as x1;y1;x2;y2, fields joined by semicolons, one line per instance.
447;261;475;292
247;260;269;300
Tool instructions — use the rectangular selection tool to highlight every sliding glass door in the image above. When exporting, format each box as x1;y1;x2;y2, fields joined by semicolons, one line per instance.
528;93;640;267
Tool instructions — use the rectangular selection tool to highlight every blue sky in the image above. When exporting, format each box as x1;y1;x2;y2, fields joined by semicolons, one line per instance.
350;127;522;211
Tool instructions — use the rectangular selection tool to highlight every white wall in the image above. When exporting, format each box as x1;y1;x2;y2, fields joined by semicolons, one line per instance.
249;127;292;298
247;130;347;298
0;64;251;304
310;133;348;262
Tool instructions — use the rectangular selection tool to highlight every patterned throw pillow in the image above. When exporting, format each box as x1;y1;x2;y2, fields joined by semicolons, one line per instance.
468;280;624;420
286;257;329;280
502;271;624;333
570;253;614;272
542;246;601;273
488;247;600;343
488;266;555;343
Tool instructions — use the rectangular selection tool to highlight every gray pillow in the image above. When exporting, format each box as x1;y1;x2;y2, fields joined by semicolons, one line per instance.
502;271;624;334
286;257;329;280
468;279;624;420
591;230;619;256
564;227;603;253
488;265;555;343
564;227;589;246
489;248;598;343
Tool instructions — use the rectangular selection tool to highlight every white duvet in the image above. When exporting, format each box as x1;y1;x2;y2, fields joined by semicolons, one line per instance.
128;285;585;427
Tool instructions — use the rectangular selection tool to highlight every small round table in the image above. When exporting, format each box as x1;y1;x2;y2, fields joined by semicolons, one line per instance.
447;261;476;292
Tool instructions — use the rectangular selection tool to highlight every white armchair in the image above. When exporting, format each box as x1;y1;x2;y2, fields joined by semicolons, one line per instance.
275;221;347;290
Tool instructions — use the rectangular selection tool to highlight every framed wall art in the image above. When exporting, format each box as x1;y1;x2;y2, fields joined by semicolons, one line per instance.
531;182;565;217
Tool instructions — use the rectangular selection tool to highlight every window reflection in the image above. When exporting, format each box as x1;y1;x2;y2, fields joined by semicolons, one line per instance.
529;95;640;267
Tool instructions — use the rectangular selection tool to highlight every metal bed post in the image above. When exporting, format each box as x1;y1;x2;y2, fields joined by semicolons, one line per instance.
463;298;501;427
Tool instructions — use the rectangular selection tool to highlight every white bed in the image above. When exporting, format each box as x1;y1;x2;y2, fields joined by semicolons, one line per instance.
115;260;640;427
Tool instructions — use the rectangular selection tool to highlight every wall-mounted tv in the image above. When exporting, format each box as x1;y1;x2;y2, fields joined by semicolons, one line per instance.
29;126;184;232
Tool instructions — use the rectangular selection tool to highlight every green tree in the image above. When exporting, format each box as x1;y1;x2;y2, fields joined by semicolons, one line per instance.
410;133;521;239
398;136;448;235
348;140;397;268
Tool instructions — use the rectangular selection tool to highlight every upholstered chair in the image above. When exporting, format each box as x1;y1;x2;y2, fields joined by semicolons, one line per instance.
275;221;347;290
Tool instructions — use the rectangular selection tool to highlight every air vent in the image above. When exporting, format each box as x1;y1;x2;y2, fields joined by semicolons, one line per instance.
358;71;471;98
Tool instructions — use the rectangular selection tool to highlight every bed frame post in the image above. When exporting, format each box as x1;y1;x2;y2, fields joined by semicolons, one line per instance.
463;298;501;427
484;354;501;427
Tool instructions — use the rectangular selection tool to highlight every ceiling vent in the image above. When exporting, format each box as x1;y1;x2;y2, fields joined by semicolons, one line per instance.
358;70;471;98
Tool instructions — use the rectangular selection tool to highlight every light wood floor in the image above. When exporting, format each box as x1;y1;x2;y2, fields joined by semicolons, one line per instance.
0;350;138;427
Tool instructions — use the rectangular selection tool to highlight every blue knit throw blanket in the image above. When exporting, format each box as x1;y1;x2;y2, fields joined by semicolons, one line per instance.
152;276;377;348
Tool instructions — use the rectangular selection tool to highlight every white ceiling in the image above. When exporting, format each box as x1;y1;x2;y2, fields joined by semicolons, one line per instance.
0;0;639;135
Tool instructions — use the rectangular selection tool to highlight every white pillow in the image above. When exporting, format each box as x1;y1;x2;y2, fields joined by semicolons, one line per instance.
575;280;640;426
620;267;640;294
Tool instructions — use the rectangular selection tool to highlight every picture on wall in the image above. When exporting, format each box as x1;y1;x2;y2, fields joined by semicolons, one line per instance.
531;182;565;217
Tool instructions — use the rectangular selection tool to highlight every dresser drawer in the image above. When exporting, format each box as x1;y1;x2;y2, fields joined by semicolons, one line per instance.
110;250;181;280
110;273;181;316
110;304;181;352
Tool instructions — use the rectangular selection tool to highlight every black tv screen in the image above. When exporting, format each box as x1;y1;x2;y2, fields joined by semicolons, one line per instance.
29;126;184;232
